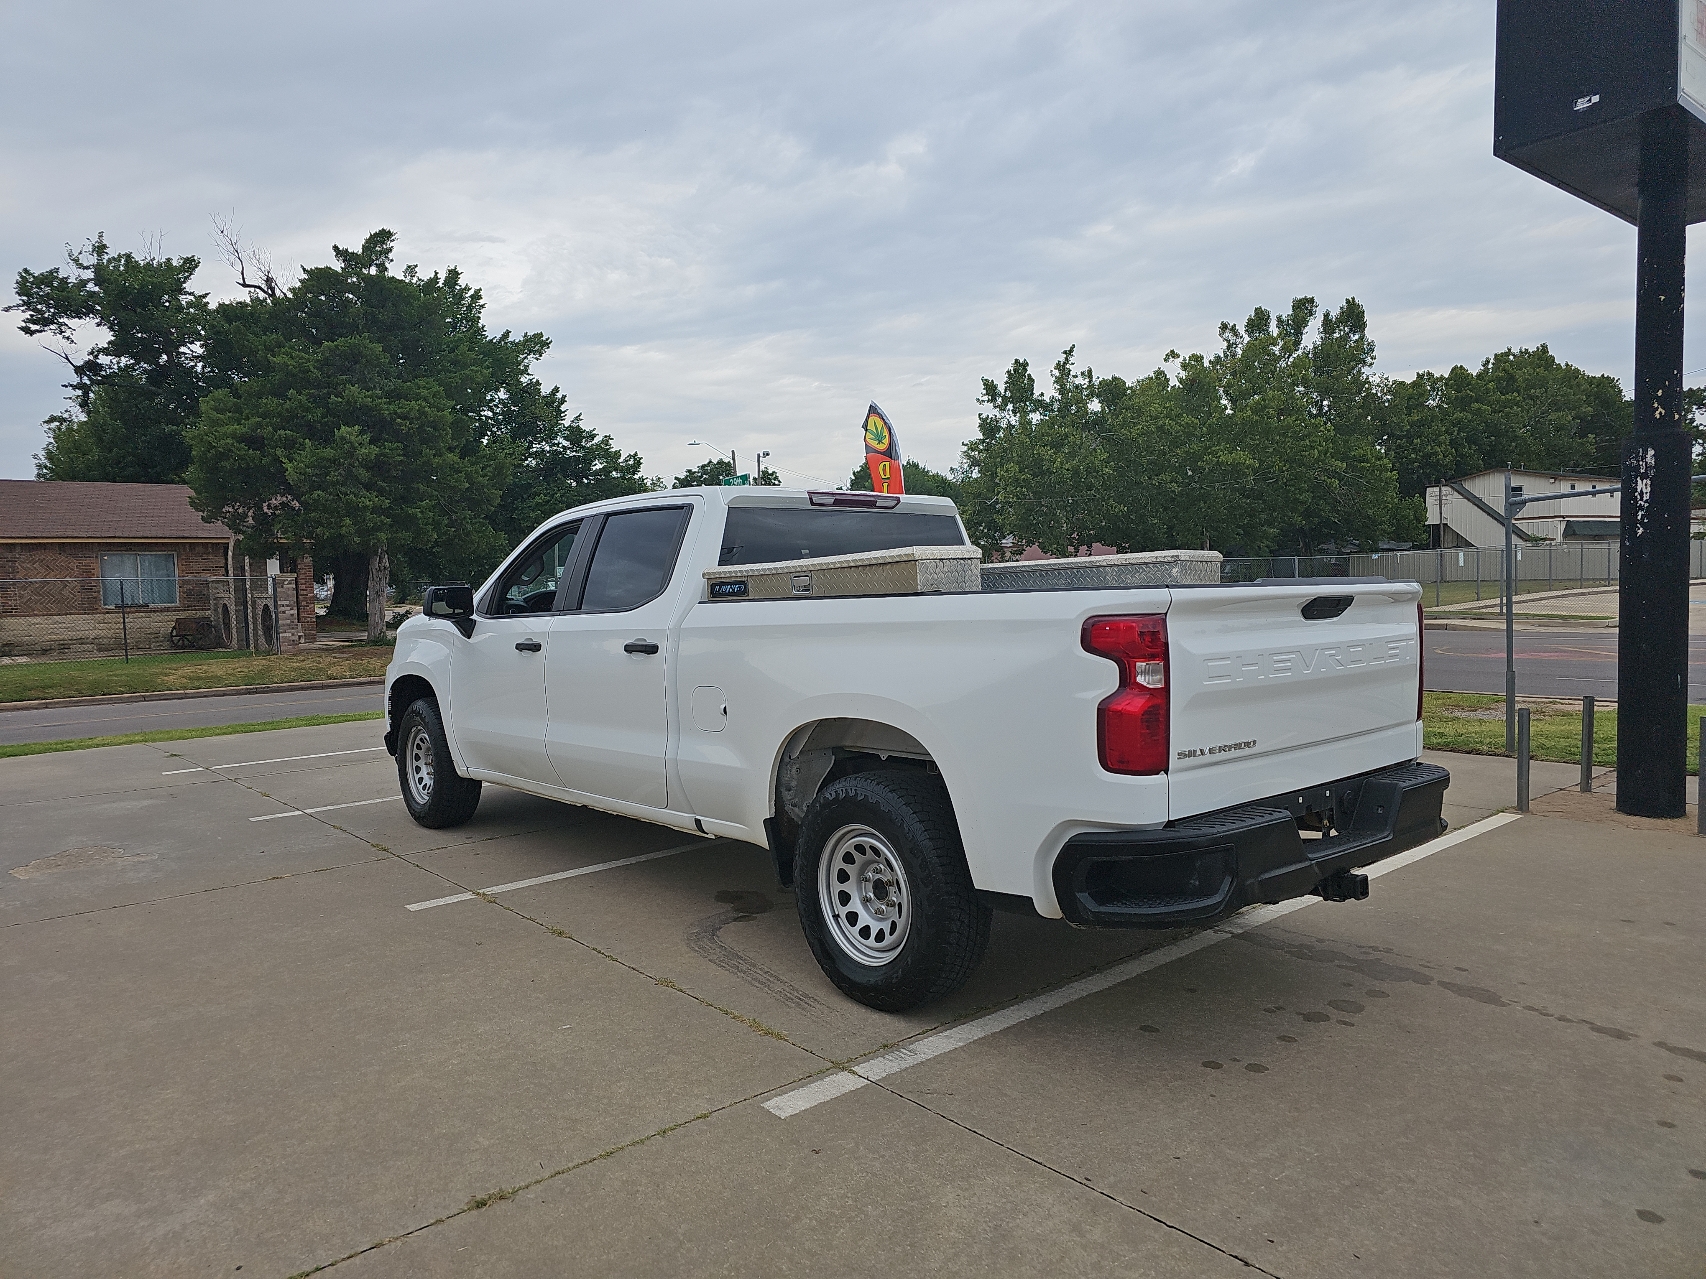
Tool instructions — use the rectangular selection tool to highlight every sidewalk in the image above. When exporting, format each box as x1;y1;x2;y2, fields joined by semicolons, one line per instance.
1428;745;1700;828
1425;580;1706;632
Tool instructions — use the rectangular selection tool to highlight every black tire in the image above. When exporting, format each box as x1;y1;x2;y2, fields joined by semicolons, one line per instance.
395;698;482;829
795;769;991;1012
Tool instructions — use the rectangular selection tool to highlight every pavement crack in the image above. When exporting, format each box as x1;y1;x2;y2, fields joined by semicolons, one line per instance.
877;1085;1284;1276
5;857;390;926
283;1083;786;1277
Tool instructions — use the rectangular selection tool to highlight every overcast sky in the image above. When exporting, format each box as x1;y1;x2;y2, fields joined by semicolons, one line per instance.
0;1;1693;486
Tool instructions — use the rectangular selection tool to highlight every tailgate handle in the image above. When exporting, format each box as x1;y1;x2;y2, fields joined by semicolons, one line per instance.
1301;595;1353;620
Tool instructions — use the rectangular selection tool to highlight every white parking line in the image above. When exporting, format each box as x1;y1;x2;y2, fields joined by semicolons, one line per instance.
404;840;713;911
250;795;402;822
165;747;384;775
763;812;1521;1119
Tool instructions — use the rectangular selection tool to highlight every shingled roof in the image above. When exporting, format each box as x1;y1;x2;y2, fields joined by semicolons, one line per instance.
0;480;232;541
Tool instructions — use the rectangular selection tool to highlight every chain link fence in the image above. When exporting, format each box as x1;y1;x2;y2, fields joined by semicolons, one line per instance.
0;574;313;660
1221;541;1706;607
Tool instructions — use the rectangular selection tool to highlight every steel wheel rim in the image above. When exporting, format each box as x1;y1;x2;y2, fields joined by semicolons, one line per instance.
817;823;912;966
405;724;435;805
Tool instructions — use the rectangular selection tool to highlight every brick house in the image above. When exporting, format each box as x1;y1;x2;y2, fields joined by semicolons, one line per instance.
0;480;316;657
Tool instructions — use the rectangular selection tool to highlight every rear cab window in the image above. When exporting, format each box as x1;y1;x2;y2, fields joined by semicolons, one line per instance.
717;502;967;566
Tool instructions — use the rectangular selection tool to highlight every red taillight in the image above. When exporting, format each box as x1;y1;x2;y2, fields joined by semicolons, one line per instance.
1083;614;1169;775
1416;598;1425;721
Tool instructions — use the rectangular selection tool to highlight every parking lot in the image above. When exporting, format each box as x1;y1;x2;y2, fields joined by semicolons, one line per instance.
3;721;1702;1277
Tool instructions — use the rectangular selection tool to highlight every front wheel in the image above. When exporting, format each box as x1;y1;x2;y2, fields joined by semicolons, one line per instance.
794;769;990;1012
396;698;482;828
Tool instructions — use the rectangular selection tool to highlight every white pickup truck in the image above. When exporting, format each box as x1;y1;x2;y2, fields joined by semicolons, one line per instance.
385;487;1448;1010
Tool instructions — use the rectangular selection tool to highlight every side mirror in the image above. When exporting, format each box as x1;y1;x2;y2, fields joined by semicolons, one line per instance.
423;584;476;637
423;584;474;618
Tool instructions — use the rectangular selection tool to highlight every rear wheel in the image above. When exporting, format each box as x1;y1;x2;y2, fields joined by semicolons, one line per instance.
795;769;990;1011
396;699;481;828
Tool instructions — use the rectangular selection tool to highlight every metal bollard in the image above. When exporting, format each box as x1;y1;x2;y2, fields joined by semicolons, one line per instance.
1698;716;1704;837
1580;695;1595;793
1516;706;1531;813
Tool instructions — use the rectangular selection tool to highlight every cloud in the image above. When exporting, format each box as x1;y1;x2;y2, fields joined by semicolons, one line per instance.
0;0;1685;484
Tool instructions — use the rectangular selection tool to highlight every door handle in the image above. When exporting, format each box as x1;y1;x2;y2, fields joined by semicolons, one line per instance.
515;639;543;652
624;639;660;655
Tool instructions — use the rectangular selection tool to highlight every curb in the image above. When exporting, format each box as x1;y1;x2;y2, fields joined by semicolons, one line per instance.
1424;620;1617;632
0;677;386;714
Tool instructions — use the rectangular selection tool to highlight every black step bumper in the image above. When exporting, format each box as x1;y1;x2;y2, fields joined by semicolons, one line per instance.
1053;760;1450;928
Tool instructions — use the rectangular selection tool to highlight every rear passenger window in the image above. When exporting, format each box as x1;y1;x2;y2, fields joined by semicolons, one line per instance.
579;507;691;612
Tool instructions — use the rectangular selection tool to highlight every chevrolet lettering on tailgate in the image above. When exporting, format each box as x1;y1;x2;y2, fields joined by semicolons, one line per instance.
1201;637;1414;685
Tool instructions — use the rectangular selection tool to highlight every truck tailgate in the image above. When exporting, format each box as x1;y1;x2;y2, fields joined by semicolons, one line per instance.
1165;581;1424;821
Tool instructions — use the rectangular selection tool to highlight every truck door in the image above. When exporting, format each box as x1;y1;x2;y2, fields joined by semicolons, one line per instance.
449;521;583;785
546;504;694;809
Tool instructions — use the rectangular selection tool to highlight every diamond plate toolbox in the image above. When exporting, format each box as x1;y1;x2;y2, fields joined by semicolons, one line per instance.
704;545;985;600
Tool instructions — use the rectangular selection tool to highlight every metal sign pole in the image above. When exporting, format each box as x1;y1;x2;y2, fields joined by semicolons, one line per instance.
1619;107;1692;818
1504;467;1516;753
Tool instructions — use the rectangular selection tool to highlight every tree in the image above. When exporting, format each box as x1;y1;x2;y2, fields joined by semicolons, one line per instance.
846;458;961;499
955;299;1402;559
189;231;508;639
486;410;651;545
672;458;779;487
7;234;209;482
1383;345;1627;499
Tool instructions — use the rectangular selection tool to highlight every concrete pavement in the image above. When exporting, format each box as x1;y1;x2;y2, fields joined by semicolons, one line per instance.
2;721;1702;1277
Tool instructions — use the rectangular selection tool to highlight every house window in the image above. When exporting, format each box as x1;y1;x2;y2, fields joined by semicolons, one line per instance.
100;552;178;606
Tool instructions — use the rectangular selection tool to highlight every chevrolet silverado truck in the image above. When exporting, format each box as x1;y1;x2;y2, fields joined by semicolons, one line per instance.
384;487;1448;1011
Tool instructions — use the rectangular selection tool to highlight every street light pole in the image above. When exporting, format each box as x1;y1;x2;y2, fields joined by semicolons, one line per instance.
1619;107;1692;818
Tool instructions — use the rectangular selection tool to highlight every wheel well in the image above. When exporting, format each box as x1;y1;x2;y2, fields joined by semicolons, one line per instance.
769;718;941;886
386;675;437;753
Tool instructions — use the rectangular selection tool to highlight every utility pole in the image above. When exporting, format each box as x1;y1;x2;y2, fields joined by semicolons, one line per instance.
1619;107;1692;817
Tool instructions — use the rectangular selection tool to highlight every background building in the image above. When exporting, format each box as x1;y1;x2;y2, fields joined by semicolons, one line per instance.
1423;468;1620;548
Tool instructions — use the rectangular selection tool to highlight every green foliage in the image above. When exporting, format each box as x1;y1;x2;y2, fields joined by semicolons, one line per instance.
672;458;780;487
11;229;650;590
8;234;209;482
846;457;961;499
1382;346;1628;497
188;231;504;568
955;299;1399;558
183;230;649;590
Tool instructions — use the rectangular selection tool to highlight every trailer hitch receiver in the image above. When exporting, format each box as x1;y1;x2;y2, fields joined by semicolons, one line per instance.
1313;870;1369;903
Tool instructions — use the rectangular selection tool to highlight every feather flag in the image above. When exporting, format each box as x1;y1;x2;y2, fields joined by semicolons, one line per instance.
862;402;904;494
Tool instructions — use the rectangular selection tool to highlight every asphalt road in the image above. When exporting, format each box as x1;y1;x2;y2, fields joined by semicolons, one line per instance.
0;683;385;746
1427;628;1706;700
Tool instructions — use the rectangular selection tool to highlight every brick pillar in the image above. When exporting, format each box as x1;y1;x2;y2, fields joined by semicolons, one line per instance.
275;573;301;653
295;554;317;645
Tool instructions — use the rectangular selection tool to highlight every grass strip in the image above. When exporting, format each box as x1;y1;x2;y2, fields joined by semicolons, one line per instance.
0;648;392;703
0;711;385;760
1423;691;1701;774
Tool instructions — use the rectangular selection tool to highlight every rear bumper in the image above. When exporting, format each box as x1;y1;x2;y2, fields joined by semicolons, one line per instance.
1052;760;1450;928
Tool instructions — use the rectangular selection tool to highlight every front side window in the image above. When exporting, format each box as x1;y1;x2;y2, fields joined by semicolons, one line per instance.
580;507;691;612
100;552;178;606
494;523;581;614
